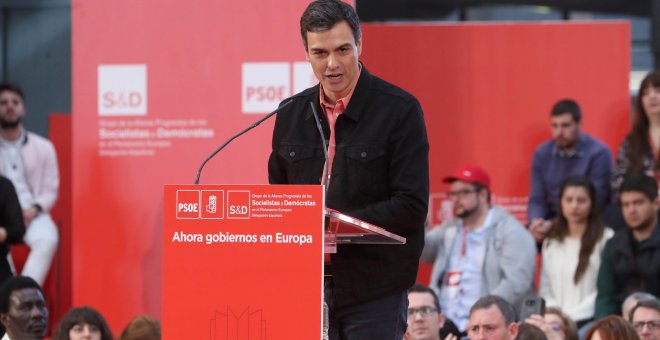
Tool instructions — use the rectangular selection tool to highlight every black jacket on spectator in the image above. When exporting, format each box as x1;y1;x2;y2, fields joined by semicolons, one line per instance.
595;223;660;317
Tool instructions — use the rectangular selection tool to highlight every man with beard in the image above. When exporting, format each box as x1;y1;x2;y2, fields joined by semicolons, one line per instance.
595;174;660;317
0;276;48;340
421;165;536;333
528;99;613;244
0;84;58;286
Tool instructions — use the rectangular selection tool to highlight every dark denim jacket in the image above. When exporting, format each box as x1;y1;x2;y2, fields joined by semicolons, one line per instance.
268;65;429;307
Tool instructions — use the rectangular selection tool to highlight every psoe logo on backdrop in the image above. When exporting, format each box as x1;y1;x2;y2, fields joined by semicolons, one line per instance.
241;62;318;114
176;190;200;219
98;64;147;116
227;191;250;219
242;62;290;114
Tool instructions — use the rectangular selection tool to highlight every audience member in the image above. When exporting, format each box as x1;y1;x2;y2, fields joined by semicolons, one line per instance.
405;283;461;340
523;307;578;340
528;99;613;243
421;165;536;331
0;83;59;286
584;315;639;340
117;315;160;340
466;295;518;340
630;298;660;340
517;323;548;340
612;71;660;196
545;307;578;340
0;276;47;340
0;177;24;284
52;306;113;340
540;176;613;325
623;292;657;322
595;174;660;317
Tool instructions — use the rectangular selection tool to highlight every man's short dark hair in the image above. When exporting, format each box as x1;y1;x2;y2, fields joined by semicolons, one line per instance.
630;298;660;321
469;295;517;325
0;83;24;101
300;0;361;50
0;276;42;313
551;99;581;123
408;283;441;312
620;173;659;201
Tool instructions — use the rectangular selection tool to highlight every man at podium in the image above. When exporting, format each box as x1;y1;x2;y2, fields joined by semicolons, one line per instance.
267;1;429;339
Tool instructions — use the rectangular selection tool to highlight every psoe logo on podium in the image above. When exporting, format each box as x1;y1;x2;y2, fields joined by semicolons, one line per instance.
176;190;200;219
227;191;250;219
201;190;224;219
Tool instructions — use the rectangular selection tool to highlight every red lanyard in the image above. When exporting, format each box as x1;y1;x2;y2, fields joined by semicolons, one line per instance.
460;226;467;257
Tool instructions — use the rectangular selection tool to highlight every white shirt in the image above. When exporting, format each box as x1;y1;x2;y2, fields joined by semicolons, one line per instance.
540;227;614;321
0;131;35;208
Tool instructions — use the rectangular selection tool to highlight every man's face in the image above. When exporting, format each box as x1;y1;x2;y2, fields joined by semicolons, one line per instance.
406;292;444;340
620;191;659;231
633;307;660;340
448;181;482;219
467;306;518;340
0;90;25;128
551;113;579;150
305;20;362;104
1;288;48;340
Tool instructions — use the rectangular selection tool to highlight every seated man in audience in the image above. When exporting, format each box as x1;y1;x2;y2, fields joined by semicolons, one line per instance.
421;164;536;332
595;174;660;317
466;295;519;340
405;283;460;340
0;276;47;340
622;292;657;322
0;84;60;286
528;99;613;244
630;298;660;340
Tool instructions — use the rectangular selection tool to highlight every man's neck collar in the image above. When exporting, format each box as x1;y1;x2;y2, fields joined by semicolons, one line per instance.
0;126;23;142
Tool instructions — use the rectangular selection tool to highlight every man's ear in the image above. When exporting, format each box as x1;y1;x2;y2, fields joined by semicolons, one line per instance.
438;313;446;328
0;312;10;328
508;322;519;339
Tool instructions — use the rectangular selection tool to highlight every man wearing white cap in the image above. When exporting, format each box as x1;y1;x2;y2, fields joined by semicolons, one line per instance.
421;164;536;332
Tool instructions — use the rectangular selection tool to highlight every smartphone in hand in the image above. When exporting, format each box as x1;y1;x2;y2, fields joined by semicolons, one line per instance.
519;297;546;321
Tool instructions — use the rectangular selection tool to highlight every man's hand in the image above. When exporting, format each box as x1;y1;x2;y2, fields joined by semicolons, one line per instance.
529;218;552;243
22;206;39;226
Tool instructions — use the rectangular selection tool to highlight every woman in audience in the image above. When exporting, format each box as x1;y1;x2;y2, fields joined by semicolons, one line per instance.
612;70;660;194
524;307;578;340
53;306;113;340
118;315;161;340
584;315;639;340
540;176;614;327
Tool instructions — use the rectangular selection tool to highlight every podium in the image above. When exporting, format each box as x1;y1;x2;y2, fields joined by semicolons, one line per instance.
162;184;405;340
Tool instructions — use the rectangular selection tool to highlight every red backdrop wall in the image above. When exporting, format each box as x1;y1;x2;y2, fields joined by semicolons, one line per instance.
72;0;630;332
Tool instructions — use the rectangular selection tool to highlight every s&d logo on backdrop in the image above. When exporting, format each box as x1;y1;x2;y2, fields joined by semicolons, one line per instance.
98;64;148;116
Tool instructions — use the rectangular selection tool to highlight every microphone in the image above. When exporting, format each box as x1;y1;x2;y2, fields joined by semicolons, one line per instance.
308;102;330;195
194;99;294;184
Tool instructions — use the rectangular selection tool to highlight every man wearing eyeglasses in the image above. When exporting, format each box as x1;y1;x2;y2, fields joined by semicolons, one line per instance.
405;283;461;340
630;298;660;340
421;164;536;332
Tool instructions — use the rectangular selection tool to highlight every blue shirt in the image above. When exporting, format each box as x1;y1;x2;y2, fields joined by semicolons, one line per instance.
528;132;613;221
439;209;494;331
